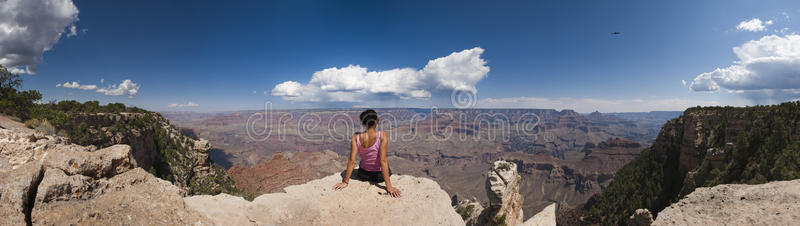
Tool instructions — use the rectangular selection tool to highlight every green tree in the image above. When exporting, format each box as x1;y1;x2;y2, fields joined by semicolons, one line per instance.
0;65;41;119
0;65;22;99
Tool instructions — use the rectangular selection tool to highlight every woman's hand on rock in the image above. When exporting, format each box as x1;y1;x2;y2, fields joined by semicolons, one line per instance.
333;182;348;190
387;186;402;198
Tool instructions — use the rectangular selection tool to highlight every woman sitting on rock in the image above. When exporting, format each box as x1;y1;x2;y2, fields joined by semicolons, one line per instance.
333;109;402;198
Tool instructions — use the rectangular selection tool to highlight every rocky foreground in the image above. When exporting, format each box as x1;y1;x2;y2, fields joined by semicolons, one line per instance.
186;173;463;225
652;179;800;225
0;123;465;225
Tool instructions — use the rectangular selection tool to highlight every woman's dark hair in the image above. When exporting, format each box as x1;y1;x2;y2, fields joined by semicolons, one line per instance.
359;109;378;128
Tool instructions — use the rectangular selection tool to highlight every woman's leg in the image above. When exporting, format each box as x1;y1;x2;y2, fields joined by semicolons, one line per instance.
357;167;371;181
375;168;391;183
358;168;389;183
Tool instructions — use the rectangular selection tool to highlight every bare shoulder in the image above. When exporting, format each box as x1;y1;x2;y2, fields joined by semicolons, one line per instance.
380;131;388;139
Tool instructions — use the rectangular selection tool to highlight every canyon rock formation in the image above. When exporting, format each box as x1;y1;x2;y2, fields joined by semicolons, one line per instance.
0;122;211;225
627;209;654;226
227;150;344;196
69;112;239;195
456;160;556;226
481;160;524;226
569;103;800;225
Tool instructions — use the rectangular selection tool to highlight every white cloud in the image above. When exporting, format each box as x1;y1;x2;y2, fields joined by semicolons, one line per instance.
0;0;80;74
57;81;96;90
57;79;140;97
477;96;724;112
100;78;104;84
96;79;139;96
271;47;489;102
736;18;773;32
168;101;199;107
66;25;77;37
689;34;800;103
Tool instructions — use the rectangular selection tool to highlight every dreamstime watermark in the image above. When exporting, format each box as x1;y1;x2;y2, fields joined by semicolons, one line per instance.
246;89;554;143
451;88;477;109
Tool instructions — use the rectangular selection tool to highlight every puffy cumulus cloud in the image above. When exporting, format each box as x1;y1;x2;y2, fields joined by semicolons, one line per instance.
736;18;773;32
689;35;800;103
57;79;140;97
57;81;96;90
271;47;489;102
272;81;304;97
96;79;139;97
0;0;80;74
477;97;725;112
168;102;199;107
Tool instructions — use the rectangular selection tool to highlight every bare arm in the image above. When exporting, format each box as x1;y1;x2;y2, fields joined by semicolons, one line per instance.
379;132;391;188
334;134;359;190
344;134;358;183
379;132;401;197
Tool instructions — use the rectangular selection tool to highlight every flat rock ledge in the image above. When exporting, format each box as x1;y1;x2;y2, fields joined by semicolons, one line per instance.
185;173;464;226
654;179;800;225
522;203;556;226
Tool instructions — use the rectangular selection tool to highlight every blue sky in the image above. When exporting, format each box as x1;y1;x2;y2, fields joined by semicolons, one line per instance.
3;0;800;112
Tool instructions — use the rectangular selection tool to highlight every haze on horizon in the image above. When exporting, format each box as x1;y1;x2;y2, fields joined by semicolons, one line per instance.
2;0;799;112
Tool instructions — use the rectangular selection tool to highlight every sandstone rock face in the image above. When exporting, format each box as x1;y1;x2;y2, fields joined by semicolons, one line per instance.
33;168;211;225
43;144;136;178
72;113;158;170
183;193;253;225
185;173;464;225
627;209;653;226
0;127;94;225
35;168;94;203
0;114;30;131
0;125;211;225
1;128;85;170
653;179;800;225
479;160;524;226
0;161;43;225
66;112;239;196
522;203;556;226
455;198;484;225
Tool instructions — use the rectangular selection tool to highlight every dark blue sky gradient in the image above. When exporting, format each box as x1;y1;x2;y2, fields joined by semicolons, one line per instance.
23;0;799;111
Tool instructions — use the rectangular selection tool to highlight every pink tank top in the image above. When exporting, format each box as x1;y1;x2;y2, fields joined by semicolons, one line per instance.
356;131;382;172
